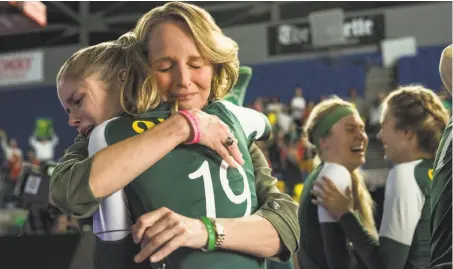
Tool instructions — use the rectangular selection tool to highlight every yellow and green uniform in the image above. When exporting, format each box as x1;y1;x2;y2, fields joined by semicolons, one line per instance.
88;101;272;269
430;117;452;269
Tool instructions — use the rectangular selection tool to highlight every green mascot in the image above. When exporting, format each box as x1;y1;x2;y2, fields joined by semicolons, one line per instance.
34;118;53;140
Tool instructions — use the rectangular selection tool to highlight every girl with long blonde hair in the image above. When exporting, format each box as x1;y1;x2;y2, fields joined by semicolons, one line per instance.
297;98;376;269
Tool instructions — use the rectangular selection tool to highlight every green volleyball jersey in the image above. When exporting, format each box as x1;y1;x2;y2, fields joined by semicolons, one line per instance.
431;117;452;269
378;159;432;269
338;159;433;269
297;162;356;269
88;101;271;269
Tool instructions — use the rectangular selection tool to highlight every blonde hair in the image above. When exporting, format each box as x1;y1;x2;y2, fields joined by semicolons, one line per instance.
56;33;160;115
56;41;128;90
304;98;378;239
440;45;452;93
133;1;239;101
384;85;449;155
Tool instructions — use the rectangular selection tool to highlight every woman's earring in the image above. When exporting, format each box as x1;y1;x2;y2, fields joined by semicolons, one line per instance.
118;69;127;83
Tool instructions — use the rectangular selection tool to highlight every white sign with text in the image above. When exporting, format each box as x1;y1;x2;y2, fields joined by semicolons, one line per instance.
0;50;44;86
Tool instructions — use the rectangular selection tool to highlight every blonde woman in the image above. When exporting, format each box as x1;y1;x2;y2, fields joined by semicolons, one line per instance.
297;98;376;269
51;2;299;269
314;86;449;269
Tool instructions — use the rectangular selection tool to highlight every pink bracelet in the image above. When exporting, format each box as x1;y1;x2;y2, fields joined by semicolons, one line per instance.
178;110;201;144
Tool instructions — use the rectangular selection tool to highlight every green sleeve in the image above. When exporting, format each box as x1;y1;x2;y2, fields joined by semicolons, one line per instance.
430;119;452;268
320;222;354;269
249;142;300;262
339;212;410;269
50;135;101;218
432;263;453;269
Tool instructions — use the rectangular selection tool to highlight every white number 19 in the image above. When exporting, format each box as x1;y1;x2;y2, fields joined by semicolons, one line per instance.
188;160;251;218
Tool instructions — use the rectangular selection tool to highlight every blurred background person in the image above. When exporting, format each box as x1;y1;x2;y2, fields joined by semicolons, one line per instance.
29;118;59;162
367;92;387;138
346;88;366;121
0;131;22;207
290;87;306;128
431;44;452;269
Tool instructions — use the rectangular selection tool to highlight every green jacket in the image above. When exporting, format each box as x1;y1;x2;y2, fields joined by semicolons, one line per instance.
50;135;300;262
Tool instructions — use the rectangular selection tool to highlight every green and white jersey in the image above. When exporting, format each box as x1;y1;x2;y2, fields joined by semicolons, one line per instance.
378;159;432;269
298;162;356;269
338;159;433;269
88;101;271;269
431;117;452;269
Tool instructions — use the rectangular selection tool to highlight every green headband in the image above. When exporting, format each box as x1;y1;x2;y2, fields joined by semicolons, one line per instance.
312;106;356;145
